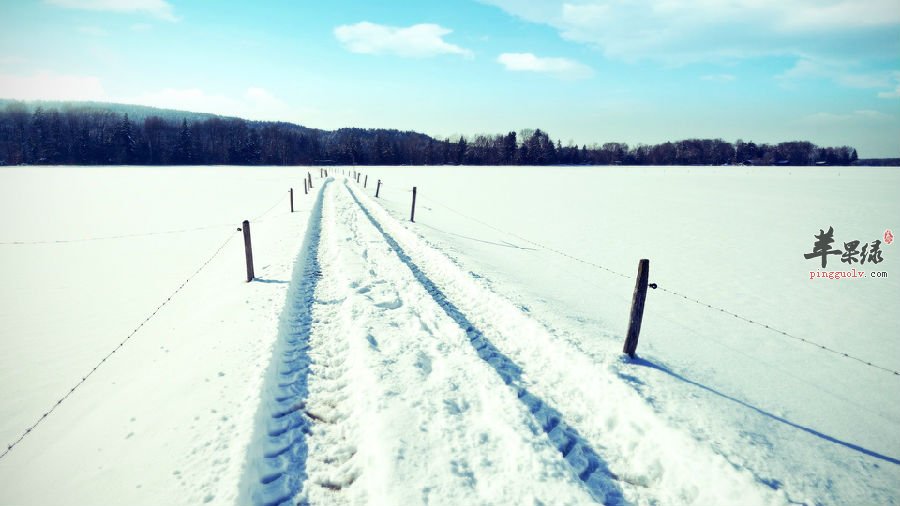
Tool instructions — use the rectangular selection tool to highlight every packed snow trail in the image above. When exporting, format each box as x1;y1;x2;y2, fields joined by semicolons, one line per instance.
245;179;596;504
244;177;791;505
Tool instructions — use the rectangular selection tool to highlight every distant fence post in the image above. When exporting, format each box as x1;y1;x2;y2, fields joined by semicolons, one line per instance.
290;188;294;212
410;186;417;222
304;179;308;195
307;172;313;189
241;220;255;282
364;175;368;188
376;179;382;198
623;259;650;358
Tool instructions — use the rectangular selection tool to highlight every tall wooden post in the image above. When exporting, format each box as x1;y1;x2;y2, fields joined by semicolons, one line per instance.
307;172;313;189
364;175;368;188
410;187;417;222
242;220;254;282
290;188;294;212
623;259;649;358
376;180;382;198
304;179;308;195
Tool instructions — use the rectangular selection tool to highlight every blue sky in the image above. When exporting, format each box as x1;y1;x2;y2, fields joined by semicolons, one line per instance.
1;0;899;157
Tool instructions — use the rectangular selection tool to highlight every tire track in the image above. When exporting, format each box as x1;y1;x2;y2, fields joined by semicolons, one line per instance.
300;182;596;504
242;180;330;506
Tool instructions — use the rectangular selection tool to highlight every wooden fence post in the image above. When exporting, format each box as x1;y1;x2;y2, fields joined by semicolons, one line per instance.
304;179;308;195
241;220;254;282
623;259;650;358
364;175;368;188
410;186;417;222
376;179;381;198
290;188;294;212
307;172;313;189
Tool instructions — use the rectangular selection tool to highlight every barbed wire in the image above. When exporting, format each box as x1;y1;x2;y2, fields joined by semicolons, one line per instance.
0;190;295;245
0;188;301;460
418;193;631;280
0;223;235;245
253;191;291;222
406;188;900;378
652;285;900;376
0;229;238;461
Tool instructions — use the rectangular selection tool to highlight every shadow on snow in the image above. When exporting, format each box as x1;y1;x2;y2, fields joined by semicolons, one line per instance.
624;356;900;467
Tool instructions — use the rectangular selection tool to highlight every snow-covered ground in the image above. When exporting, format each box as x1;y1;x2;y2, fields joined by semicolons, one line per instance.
1;165;898;505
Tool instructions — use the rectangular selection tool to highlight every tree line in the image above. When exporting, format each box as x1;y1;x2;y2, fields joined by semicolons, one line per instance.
0;101;860;166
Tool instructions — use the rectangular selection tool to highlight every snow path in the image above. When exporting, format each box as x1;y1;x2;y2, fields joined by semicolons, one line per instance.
246;179;596;504
343;181;791;506
243;176;795;505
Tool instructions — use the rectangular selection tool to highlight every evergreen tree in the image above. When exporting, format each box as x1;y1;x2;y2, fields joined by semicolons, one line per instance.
114;114;136;164
173;118;193;164
502;131;517;164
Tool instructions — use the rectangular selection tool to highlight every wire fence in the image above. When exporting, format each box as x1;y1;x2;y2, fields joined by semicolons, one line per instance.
357;173;900;379
0;190;295;246
0;223;236;245
0;189;297;460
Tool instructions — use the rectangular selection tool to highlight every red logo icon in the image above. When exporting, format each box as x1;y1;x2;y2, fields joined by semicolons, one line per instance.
886;229;894;245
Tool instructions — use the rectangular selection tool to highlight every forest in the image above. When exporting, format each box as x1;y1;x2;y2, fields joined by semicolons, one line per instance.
0;101;862;167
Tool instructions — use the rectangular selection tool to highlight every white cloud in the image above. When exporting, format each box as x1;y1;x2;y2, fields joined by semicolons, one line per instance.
878;72;900;98
700;74;736;82
0;70;317;124
480;0;900;63
76;25;107;36
45;0;178;21
800;109;892;126
497;52;593;79
127;88;240;114
126;86;298;122
0;70;107;101
334;22;472;58
778;59;900;97
777;0;900;30
0;57;27;66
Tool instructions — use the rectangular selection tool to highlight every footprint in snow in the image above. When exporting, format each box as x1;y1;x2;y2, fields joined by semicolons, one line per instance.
414;351;432;376
374;298;403;310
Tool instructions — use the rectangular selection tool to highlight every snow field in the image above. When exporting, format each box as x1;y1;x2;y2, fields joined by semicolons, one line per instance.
2;165;897;505
346;180;789;505
344;165;900;505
